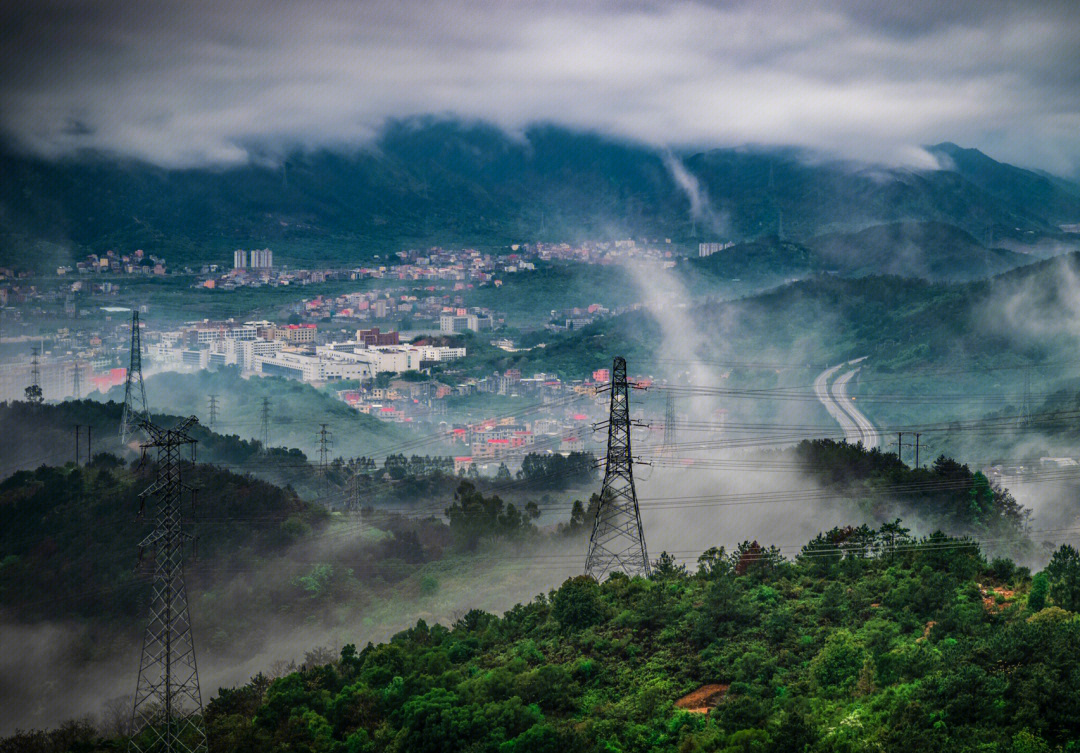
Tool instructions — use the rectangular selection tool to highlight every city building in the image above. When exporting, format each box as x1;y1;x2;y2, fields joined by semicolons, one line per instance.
440;310;493;333
356;327;399;346
250;248;273;268
698;241;735;258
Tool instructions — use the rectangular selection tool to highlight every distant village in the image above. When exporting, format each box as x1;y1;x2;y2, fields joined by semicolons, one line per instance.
0;239;722;470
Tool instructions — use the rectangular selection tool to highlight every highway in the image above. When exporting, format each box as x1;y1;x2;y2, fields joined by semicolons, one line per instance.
813;358;880;449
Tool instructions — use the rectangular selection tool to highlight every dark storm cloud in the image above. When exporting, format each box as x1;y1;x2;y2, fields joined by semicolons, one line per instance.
1;0;1078;173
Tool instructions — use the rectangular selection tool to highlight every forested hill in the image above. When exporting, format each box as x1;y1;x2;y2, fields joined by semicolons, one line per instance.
19;524;1080;752
3;119;1079;270
503;251;1080;380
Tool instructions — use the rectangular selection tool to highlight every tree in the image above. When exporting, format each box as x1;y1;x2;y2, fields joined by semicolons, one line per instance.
23;384;42;404
495;463;512;482
1044;545;1080;612
1029;573;1049;612
552;575;603;631
967;471;994;524
810;629;867;691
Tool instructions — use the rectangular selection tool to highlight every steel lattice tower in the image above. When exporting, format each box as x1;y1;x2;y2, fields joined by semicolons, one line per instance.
259;397;271;448
72;361;82;400
26;344;43;404
130;416;207;753
121;311;151;445
316;424;333;469
585;357;650;580
206;395;219;432
315;424;333;499
31;344;41;389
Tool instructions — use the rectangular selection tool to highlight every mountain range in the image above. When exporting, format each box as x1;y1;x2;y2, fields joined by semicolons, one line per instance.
1;118;1079;271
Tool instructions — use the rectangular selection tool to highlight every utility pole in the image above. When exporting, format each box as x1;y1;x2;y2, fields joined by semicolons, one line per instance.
87;425;92;463
130;416;207;753
913;432;923;468
206;395;219;432
892;432;914;464
585;356;650;580
75;425;80;466
120;311;150;445
259;397;271;449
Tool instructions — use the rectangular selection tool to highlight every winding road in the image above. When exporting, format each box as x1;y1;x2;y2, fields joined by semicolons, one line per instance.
813;358;880;449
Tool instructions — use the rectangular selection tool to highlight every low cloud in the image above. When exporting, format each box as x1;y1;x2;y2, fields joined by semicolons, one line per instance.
1;0;1078;172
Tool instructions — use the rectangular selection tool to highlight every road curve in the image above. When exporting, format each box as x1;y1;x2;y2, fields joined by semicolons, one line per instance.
814;360;880;449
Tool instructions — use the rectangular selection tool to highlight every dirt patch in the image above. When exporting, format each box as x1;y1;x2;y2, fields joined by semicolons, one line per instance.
675;684;729;713
977;582;1018;612
916;621;936;643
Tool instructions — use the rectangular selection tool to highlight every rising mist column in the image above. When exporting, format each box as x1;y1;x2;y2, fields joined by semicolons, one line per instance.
585;356;650;580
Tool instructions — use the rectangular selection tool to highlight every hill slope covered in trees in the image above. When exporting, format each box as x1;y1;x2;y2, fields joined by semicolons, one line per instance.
4;120;1079;270
14;525;1080;752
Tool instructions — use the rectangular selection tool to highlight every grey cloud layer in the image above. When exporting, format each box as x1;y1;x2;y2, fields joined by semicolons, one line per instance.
1;0;1078;171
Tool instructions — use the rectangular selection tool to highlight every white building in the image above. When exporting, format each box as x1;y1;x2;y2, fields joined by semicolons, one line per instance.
414;345;466;362
698;241;735;258
440;313;493;333
233;249;247;269
240;338;284;371
190;321;257;345
250;248;273;268
256;351;326;381
317;341;465;375
257;348;373;383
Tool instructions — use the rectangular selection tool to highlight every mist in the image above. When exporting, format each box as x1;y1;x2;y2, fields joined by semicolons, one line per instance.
3;1;1080;174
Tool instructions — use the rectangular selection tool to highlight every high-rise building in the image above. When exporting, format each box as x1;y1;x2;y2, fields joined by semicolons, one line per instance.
250;248;274;268
233;249;247;269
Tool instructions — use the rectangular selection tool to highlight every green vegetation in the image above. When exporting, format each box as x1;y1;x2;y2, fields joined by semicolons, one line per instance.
0;455;319;623
5;121;1079;273
20;524;1080;752
98;368;418;463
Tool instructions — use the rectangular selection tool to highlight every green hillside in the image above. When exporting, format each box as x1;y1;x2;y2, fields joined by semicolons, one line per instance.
805;221;1025;280
19;524;1080;752
3;121;1079;271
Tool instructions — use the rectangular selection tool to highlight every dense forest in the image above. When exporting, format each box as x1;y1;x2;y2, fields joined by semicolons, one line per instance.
5;423;1074;750
8;524;1080;752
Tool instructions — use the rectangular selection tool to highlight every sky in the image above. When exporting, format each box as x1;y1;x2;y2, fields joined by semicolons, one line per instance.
1;0;1079;174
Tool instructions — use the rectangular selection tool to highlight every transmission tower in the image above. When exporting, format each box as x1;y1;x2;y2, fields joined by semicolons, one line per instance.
31;344;41;390
315;424;333;498
316;424;333;469
121;311;151;445
25;344;43;404
259;398;271;449
585;357;650;580
206;395;219;432
130;416;207;753
71;361;82;400
661;390;677;455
